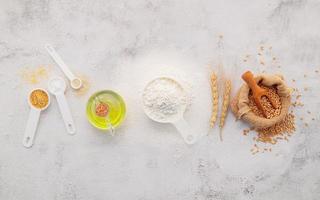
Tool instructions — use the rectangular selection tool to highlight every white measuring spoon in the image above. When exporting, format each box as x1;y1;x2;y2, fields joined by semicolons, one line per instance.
48;77;76;135
45;44;82;90
23;88;50;148
142;77;199;144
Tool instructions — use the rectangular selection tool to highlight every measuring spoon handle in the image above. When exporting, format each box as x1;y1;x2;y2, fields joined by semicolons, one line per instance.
56;94;76;135
23;109;40;148
45;44;76;81
173;118;198;144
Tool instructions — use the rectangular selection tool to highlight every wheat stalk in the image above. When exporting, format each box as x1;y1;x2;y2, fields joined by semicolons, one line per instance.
219;79;232;141
210;72;219;129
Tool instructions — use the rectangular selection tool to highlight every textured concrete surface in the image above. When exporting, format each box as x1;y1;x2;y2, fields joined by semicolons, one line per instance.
0;0;320;199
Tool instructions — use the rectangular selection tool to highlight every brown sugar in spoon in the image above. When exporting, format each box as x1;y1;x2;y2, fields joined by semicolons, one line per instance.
241;71;278;117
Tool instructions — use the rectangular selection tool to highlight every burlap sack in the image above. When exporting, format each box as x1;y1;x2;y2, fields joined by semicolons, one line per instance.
230;74;291;129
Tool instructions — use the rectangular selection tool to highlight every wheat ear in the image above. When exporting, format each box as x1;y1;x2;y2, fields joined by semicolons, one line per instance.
210;72;219;128
219;79;231;141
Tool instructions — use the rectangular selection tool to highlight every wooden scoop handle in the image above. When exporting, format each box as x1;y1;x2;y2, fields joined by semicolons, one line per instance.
242;71;269;117
242;71;263;94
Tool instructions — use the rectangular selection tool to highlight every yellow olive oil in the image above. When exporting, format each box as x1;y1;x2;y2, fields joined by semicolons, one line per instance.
86;90;126;130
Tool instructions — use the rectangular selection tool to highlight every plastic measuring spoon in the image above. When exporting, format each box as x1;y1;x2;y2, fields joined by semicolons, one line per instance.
48;77;76;134
45;44;82;89
23;88;50;148
142;77;199;144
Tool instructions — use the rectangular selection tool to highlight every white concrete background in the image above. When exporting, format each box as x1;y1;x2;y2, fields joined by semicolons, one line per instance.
0;0;320;199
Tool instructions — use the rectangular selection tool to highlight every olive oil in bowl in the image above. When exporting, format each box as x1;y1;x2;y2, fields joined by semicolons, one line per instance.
86;90;126;130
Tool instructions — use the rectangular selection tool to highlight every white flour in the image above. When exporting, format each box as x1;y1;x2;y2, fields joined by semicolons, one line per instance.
143;78;188;122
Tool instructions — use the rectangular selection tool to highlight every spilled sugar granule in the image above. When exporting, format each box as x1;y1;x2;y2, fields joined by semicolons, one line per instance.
19;65;52;84
74;74;91;96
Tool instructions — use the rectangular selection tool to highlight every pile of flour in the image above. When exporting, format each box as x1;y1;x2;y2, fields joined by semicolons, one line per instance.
143;78;187;121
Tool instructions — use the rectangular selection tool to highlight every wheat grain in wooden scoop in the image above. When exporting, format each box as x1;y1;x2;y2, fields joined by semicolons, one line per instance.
241;71;279;118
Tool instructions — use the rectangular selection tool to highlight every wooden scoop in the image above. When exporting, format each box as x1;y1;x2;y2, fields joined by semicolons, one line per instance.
242;71;278;117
